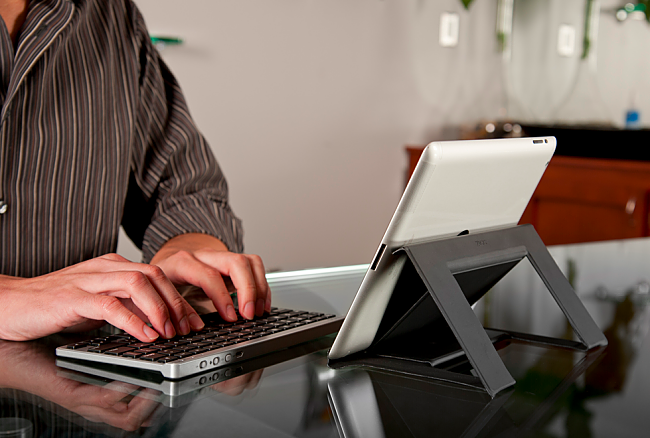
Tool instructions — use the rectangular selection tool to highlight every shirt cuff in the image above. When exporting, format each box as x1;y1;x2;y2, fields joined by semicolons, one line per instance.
140;193;244;263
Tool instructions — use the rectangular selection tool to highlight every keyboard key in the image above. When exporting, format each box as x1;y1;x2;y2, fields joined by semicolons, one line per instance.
105;347;137;356
140;353;167;361
123;352;145;358
196;341;214;347
66;342;90;349
175;352;195;358
87;342;132;352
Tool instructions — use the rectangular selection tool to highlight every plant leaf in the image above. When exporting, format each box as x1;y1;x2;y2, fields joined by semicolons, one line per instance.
461;0;475;9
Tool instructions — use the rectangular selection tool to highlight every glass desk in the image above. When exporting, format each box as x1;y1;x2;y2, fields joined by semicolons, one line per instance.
2;238;650;437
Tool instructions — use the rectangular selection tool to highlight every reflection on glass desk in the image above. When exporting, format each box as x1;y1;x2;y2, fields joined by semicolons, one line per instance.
1;238;650;437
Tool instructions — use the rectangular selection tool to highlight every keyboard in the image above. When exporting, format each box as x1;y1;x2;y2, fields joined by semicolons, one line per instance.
56;308;343;379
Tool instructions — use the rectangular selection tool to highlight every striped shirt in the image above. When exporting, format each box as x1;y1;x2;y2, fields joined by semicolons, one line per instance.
0;0;243;278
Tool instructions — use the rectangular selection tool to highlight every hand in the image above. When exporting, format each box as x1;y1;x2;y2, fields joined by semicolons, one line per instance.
150;234;271;321
210;369;264;396
0;340;163;432
0;254;204;342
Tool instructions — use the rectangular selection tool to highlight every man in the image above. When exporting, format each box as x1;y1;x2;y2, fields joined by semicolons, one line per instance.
0;0;270;342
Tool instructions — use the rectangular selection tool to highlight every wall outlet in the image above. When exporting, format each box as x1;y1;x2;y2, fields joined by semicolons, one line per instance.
439;12;460;48
557;24;576;57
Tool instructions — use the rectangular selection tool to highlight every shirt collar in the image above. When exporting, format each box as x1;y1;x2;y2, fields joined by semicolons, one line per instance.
2;0;74;114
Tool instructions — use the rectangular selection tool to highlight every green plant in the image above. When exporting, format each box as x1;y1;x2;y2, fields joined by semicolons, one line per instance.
460;0;475;9
640;0;650;22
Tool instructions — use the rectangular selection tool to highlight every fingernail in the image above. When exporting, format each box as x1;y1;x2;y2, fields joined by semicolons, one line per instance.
226;305;237;321
143;325;159;341
256;299;265;316
189;313;205;330
244;301;255;320
164;319;176;339
179;316;190;335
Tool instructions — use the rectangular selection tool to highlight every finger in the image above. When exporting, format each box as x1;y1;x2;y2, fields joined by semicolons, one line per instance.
159;252;238;322
246;369;264;390
75;293;160;342
194;252;258;320
74;384;137;413
73;261;198;337
134;264;200;336
211;374;249;397
244;254;271;315
76;271;174;339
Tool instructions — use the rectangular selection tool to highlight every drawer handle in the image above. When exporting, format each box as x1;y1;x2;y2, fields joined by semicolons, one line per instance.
626;198;636;215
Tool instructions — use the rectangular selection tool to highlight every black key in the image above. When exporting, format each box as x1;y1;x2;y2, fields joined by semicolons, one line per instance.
284;318;302;323
175;352;195;358
87;342;130;352
137;348;158;354
173;340;192;345
160;342;178;348
66;342;90;349
105;347;137;356
140;353;167;361
157;357;179;363
122;352;145;358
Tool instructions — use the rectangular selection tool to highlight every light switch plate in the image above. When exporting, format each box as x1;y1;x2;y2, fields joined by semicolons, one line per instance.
439;12;459;48
557;24;576;57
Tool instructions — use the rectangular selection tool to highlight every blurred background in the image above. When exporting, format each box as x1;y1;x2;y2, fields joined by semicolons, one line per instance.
118;0;650;272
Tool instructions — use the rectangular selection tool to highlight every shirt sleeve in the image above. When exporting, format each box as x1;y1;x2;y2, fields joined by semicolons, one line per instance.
121;4;244;262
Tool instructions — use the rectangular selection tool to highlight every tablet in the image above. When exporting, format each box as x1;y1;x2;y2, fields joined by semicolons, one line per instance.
328;137;556;360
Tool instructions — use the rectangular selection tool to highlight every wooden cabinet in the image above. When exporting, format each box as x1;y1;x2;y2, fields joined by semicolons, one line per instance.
406;147;650;246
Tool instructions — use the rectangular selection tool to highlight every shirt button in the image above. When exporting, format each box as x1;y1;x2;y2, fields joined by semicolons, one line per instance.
0;201;8;214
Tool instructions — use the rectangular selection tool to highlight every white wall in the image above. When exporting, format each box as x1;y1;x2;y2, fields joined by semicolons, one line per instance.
120;0;650;271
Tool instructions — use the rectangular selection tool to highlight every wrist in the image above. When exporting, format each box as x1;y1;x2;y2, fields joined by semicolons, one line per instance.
151;233;228;264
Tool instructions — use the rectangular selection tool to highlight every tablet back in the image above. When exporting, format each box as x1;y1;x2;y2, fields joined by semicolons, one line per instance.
329;137;556;360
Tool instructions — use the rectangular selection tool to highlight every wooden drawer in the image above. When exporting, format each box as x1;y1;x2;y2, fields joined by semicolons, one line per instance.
406;147;650;246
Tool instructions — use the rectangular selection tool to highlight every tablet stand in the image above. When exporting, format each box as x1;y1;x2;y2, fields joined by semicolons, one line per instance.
331;224;608;398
